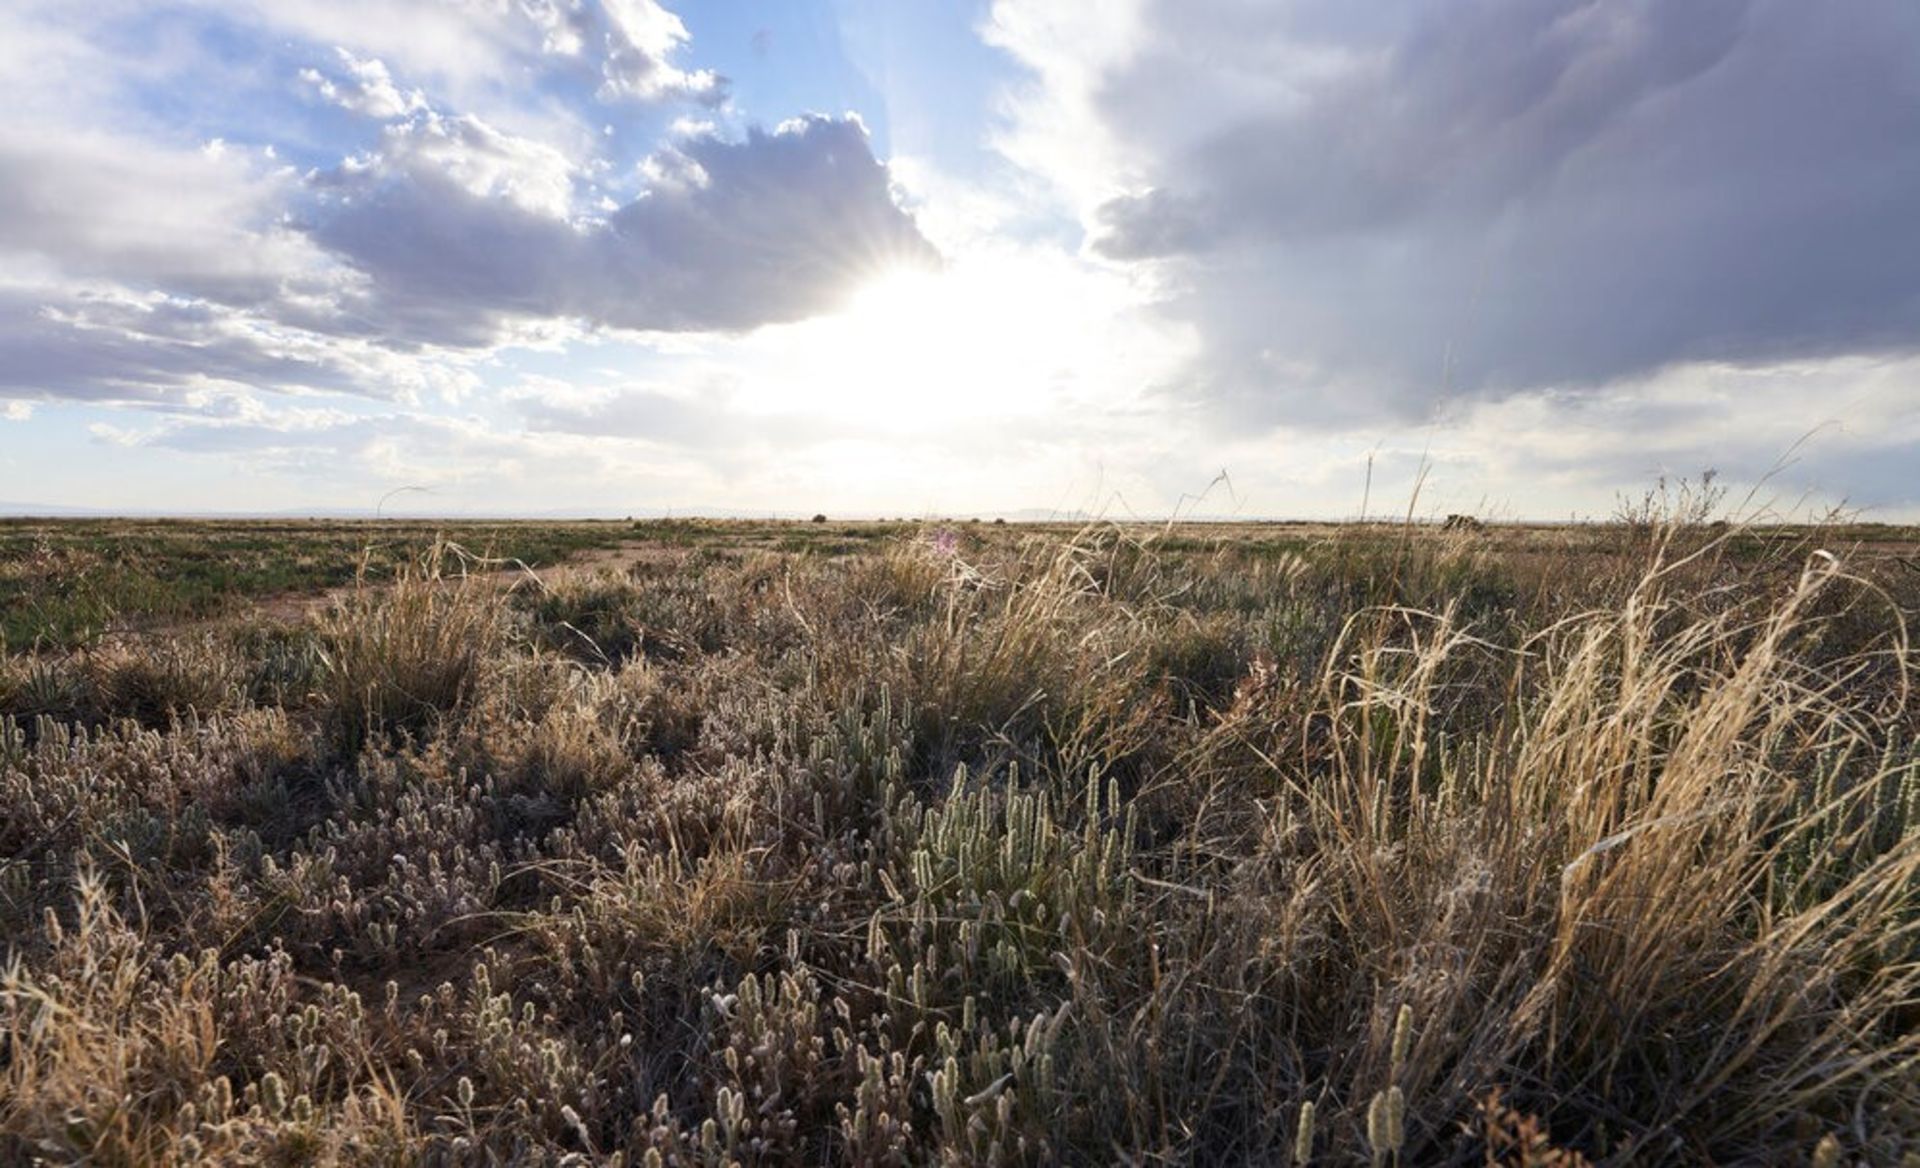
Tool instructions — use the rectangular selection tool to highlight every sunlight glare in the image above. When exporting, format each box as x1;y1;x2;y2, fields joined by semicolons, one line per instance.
738;252;1129;429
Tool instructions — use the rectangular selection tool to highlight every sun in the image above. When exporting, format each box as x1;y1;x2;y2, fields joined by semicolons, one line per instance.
737;254;1100;429
836;266;963;379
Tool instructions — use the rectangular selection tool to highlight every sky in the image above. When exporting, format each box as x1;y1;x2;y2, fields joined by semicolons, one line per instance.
2;0;1917;519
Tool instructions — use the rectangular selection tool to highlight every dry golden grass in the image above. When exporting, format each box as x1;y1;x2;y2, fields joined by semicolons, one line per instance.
2;517;1917;1164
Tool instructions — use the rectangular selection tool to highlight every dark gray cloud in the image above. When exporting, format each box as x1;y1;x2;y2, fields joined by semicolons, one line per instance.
0;131;330;312
1080;0;1920;424
0;289;377;404
307;113;938;344
0;0;932;409
0;124;447;405
1782;443;1920;513
0;106;933;405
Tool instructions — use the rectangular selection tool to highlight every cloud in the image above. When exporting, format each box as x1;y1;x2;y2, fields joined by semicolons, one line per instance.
0;77;469;407
190;0;720;111
0;128;330;308
309;113;938;340
225;0;726;110
1442;355;1920;512
992;0;1920;425
0;119;518;407
507;377;853;462
112;397;726;506
0;287;480;406
300;49;428;119
524;0;726;104
337;109;579;218
0;1;932;411
512;380;748;445
979;0;1147;219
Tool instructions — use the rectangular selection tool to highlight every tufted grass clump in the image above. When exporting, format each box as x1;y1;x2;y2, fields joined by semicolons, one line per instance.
314;543;506;755
2;515;1918;1164
83;635;247;729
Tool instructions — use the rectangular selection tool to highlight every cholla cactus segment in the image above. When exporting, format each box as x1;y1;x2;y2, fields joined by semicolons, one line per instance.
1390;1003;1414;1079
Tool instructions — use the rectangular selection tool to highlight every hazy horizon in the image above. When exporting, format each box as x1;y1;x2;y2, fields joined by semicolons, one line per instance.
3;2;1917;519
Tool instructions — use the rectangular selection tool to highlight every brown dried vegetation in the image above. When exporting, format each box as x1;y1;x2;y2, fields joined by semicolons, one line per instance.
2;515;1918;1164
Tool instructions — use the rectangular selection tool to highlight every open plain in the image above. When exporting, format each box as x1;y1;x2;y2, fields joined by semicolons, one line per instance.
3;514;1918;1163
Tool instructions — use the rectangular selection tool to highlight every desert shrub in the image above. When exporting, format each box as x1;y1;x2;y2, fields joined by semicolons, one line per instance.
1247;553;1920;1161
0;636;246;733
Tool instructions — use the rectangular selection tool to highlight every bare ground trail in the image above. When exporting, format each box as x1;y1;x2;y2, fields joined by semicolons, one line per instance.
236;538;660;626
77;539;665;648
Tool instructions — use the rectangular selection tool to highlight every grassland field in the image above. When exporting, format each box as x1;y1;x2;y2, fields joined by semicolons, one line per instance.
2;514;1918;1164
